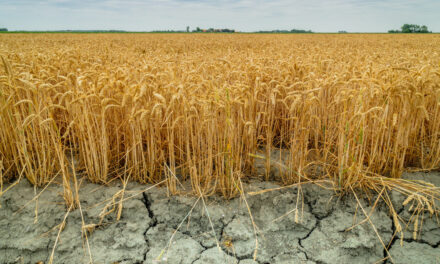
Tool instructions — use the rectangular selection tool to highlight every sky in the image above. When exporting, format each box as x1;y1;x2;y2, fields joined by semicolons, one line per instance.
1;0;439;32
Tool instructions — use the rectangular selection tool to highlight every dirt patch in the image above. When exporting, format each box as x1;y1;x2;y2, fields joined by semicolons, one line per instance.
1;172;439;264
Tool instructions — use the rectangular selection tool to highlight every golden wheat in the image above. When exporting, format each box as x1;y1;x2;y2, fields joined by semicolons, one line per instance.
0;33;440;201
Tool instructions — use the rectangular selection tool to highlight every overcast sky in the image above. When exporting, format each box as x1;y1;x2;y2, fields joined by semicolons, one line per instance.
1;0;439;32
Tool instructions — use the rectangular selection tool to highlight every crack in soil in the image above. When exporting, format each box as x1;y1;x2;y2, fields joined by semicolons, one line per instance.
45;238;54;264
298;220;319;261
220;214;236;239
227;248;252;261
190;246;237;264
217;215;243;261
4;179;439;264
296;192;324;263
142;192;156;224
384;201;440;263
142;191;157;262
383;207;401;264
190;254;202;264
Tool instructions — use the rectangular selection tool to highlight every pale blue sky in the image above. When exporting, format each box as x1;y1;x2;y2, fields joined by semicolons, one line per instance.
1;0;439;32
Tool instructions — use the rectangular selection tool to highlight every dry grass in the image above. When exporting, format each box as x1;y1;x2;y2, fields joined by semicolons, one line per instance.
1;33;440;205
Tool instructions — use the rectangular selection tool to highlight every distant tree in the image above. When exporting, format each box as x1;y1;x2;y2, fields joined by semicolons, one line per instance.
388;24;431;33
290;29;312;33
0;28;8;32
191;27;235;33
256;28;313;33
401;24;410;33
186;26;189;33
401;24;430;33
401;24;415;33
338;30;347;33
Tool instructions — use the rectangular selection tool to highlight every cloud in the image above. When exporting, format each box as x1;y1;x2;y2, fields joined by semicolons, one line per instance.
1;0;439;32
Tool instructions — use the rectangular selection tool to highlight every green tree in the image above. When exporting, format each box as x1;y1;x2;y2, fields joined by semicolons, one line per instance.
401;24;416;33
401;24;430;33
389;24;430;33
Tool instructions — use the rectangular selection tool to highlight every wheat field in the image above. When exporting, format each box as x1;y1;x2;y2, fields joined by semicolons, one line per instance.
1;33;440;205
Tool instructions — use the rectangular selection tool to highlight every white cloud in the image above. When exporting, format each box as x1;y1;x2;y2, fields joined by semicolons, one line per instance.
0;0;439;32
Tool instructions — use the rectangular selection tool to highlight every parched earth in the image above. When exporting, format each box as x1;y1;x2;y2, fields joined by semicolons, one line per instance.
0;172;439;264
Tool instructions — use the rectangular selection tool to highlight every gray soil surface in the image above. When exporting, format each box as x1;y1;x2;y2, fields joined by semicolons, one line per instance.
0;171;439;264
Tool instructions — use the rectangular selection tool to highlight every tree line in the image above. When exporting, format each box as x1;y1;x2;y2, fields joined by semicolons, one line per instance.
256;29;313;33
389;24;431;33
1;24;433;34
